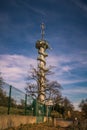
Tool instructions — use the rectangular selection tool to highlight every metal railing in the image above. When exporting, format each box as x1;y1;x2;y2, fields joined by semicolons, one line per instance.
0;82;34;115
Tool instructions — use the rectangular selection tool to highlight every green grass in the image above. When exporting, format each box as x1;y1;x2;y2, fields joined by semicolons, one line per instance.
0;106;8;114
0;106;25;115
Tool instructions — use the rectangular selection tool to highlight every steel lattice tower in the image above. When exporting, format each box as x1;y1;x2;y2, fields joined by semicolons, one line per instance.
36;23;49;103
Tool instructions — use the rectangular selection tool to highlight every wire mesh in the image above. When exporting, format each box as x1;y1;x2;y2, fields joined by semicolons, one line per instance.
0;82;34;115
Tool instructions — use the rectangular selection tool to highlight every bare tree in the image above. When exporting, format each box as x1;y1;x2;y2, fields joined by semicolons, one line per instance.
45;81;62;104
0;72;4;90
25;65;62;104
62;97;74;110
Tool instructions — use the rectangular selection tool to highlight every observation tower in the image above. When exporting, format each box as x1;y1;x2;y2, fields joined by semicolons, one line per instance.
36;23;49;103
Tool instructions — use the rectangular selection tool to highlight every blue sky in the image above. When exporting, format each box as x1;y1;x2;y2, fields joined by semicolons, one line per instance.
0;0;87;110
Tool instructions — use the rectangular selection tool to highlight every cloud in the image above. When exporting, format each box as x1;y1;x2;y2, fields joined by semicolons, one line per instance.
0;54;37;89
46;52;87;86
48;51;87;70
47;55;59;66
0;51;87;89
71;0;87;12
62;86;87;110
63;87;87;94
55;78;87;85
0;54;71;88
17;0;46;16
0;12;34;40
73;102;80;110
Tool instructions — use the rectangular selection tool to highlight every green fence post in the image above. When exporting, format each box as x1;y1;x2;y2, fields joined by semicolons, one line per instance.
25;94;27;115
8;85;12;115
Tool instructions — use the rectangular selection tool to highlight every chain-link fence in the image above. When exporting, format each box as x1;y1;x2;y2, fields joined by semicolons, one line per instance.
0;82;34;115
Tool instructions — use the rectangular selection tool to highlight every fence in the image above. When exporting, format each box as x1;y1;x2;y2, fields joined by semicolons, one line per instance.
0;82;34;115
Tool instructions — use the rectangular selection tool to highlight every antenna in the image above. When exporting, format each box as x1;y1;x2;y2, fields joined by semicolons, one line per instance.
41;23;45;40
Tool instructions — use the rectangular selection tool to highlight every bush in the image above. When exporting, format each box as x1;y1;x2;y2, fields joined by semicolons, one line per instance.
51;110;62;118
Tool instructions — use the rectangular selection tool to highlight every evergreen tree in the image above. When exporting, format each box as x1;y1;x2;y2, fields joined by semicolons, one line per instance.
79;99;87;119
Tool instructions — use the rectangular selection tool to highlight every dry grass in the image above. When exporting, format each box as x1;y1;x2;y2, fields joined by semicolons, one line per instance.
4;123;66;130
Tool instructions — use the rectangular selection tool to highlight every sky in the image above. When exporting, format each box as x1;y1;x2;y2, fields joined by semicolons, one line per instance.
0;0;87;110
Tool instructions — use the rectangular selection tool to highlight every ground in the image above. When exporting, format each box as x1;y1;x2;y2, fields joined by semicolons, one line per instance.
4;123;69;130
